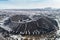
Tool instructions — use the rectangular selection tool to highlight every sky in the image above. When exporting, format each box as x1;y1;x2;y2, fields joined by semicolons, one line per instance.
0;0;60;9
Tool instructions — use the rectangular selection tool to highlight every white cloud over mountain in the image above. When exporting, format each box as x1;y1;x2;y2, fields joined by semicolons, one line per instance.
0;0;60;9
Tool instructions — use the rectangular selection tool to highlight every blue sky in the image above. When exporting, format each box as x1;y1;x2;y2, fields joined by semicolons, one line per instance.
0;0;60;9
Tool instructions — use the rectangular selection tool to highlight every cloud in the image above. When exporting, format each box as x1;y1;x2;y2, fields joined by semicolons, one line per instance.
0;0;60;9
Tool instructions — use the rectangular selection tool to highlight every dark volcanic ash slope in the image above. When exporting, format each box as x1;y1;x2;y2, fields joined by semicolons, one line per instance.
3;15;59;36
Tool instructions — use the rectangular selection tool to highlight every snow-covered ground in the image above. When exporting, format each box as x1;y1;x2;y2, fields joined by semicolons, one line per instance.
54;16;60;40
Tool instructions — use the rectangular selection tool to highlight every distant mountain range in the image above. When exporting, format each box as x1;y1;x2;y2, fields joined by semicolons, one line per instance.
3;7;60;11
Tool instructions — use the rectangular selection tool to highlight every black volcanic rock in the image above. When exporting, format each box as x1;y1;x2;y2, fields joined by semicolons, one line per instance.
3;15;58;36
10;15;31;22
